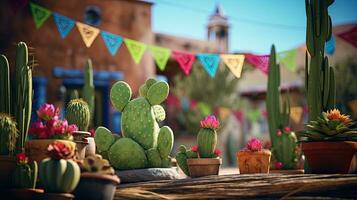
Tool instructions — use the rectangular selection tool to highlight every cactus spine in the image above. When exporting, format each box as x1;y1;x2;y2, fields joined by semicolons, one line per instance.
197;128;217;158
66;99;90;131
305;0;336;121
0;114;18;155
266;45;297;169
82;59;95;126
13;161;38;189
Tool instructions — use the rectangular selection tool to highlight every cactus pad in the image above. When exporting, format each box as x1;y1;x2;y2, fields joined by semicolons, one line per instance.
94;126;114;152
146;148;162;168
147;81;169;105
157;126;174;158
153;105;166;122
110;81;132;112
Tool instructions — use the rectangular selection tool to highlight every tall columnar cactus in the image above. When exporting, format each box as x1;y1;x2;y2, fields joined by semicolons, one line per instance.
305;0;336;121
82;59;95;126
94;78;174;170
266;45;297;169
66;99;90;131
13;154;38;189
0;114;18;155
69;89;79;101
197;115;220;158
39;141;80;193
0;55;10;114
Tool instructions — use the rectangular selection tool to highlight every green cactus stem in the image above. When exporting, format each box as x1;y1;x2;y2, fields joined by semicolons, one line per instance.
197;128;217;158
157;126;174;159
0;114;18;155
94;126;115;153
0;55;10;114
146;148;162;168
66;98;91;131
69;89;79;101
305;0;336;121
82;59;95;126
13;161;38;189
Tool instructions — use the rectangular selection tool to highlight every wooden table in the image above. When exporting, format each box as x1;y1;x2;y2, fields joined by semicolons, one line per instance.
115;174;357;199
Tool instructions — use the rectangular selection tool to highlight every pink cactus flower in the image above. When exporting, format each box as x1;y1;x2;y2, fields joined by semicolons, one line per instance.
89;128;95;137
37;103;58;121
214;148;221;156
276;129;282;136
29;121;47;139
275;162;284;170
16;153;28;164
191;145;199;152
246;138;263;151
200;115;220;129
284;127;291;133
66;124;78;134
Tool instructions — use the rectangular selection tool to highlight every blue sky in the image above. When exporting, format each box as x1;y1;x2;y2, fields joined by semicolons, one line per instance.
152;0;357;54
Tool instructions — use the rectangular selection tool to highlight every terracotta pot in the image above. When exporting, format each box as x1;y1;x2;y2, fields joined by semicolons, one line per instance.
38;192;74;200
302;141;357;174
73;131;90;141
75;140;88;160
85;137;96;157
237;150;271;174
25;139;76;163
0;156;16;188
74;173;120;200
187;158;222;177
2;188;44;200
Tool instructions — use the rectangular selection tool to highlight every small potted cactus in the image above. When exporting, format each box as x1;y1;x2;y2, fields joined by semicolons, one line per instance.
297;109;357;173
74;154;120;200
176;115;222;177
39;141;80;200
25;103;78;163
66;98;92;160
237;138;272;174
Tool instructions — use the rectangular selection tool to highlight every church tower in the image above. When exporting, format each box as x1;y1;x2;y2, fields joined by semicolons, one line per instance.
207;4;229;53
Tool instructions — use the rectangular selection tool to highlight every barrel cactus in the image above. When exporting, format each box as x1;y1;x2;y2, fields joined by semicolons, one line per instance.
0;114;18;155
266;45;298;170
13;153;38;189
39;141;80;193
94;78;174;170
66;99;90;131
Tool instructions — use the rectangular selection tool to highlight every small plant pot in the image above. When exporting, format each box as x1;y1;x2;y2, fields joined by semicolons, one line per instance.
25;139;76;163
73;131;91;141
0;156;16;188
74;173;120;200
302;141;357;173
237;150;271;174
187;158;222;177
3;188;44;199
85;137;96;157
38;192;74;200
75;140;88;160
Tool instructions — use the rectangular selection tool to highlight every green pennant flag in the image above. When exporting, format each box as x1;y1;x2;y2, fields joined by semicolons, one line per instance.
148;45;171;71
278;49;297;72
246;109;260;123
124;39;147;64
30;3;52;29
197;102;211;116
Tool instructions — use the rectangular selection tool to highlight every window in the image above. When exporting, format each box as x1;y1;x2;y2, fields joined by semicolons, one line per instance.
84;5;101;26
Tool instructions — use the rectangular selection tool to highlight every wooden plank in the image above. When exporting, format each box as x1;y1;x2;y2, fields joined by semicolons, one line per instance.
114;174;357;199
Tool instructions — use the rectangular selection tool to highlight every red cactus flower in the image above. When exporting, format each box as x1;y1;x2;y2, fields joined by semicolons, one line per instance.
200;115;220;129
16;152;28;164
47;141;74;160
246;138;263;151
275;162;284;170
191;145;199;152
214;148;221;156
283;127;291;133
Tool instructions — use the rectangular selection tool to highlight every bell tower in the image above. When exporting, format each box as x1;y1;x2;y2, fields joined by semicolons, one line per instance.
207;4;229;53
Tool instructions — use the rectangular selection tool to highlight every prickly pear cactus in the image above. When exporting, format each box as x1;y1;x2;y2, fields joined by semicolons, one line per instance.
95;78;174;170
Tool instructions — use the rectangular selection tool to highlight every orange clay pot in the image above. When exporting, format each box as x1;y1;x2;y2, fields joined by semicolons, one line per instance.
187;158;222;177
237;149;271;174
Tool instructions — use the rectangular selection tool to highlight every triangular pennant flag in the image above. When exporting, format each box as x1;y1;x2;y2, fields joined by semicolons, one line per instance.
197;102;211;116
245;54;270;75
278;49;297;72
219;107;231;121
197;54;220;78
246;109;261;123
172;50;196;75
76;22;100;48
101;31;123;56
124;39;147;64
221;54;245;78
53;13;75;39
148;45;171;71
30;3;52;29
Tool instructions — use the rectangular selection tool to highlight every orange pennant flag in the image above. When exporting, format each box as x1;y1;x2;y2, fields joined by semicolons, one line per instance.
221;54;245;78
76;22;100;48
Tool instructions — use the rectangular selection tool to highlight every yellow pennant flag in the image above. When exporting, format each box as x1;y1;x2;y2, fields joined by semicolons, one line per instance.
76;22;100;48
219;107;231;121
290;106;303;124
221;54;245;78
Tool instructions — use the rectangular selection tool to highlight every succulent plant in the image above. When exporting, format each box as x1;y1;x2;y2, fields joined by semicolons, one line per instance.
299;109;357;141
13;153;38;189
305;0;336;121
82;59;95;126
0;42;33;154
95;78;174;170
266;45;298;170
39;141;80;193
0;113;18;155
66;98;91;131
77;154;115;175
197;115;220;158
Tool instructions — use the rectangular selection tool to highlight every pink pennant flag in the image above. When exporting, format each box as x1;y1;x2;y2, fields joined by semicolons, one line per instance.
245;54;270;75
173;50;196;75
233;111;244;122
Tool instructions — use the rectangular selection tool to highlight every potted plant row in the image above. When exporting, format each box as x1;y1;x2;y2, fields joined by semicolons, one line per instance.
176;115;222;177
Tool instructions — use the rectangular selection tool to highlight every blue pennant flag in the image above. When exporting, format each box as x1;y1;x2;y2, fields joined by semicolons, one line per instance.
197;54;220;77
325;35;335;55
53;12;75;39
101;31;123;56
